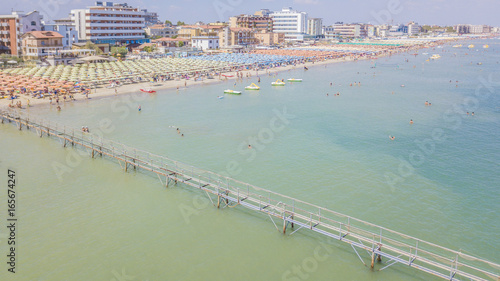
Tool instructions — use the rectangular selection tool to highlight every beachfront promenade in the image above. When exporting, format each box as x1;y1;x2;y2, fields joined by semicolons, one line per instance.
1;109;498;281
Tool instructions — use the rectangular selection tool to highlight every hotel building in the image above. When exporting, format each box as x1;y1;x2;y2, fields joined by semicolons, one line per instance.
270;7;308;41
71;1;148;45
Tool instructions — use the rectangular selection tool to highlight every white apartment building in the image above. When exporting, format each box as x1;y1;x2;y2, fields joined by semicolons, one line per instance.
71;1;148;45
191;36;219;50
270;7;308;41
307;18;323;37
407;22;420;36
469;25;484;34
44;18;78;49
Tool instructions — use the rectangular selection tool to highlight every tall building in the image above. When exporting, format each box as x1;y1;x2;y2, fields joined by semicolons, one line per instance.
407;22;420;36
0;10;43;56
0;15;21;55
229;14;273;32
307;18;323;37
270;7;308;41
142;9;160;26
455;24;470;34
43;18;78;49
71;2;148;45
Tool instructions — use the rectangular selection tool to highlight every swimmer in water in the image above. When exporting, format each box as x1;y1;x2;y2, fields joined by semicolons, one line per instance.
138;105;141;111
425;101;429;106
181;134;184;137
389;136;396;141
471;112;474;116
410;119;414;125
248;145;252;149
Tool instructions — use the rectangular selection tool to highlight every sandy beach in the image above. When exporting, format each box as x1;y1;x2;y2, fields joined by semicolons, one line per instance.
0;43;439;112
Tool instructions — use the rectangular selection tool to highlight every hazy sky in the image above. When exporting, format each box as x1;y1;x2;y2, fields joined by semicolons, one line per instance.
2;0;499;26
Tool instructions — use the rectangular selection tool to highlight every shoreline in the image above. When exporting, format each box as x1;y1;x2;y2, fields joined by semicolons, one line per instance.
0;39;461;113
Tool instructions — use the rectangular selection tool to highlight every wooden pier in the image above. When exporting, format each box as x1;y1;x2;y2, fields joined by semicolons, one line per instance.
1;110;499;281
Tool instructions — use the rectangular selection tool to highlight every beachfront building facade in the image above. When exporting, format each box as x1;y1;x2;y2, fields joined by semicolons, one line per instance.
152;37;190;48
43;18;79;49
21;31;64;60
229;14;273;32
0;15;21;55
406;22;421;36
219;27;257;47
177;25;223;40
325;23;366;39
270;7;308;41
191;36;219;50
71;2;148;45
307;18;323;37
144;24;178;38
0;10;43;56
253;30;285;46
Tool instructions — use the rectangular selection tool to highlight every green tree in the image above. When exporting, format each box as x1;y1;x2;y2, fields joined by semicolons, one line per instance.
177;41;184;47
421;25;431;33
143;45;156;53
176;21;186;26
83;41;103;55
165;20;172;26
171;35;178;39
111;46;128;57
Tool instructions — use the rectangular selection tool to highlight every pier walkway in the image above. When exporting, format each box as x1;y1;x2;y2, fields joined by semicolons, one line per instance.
1;110;499;281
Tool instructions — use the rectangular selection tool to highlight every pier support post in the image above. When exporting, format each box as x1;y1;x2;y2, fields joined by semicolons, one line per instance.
377;245;382;262
283;218;287;234
371;251;375;269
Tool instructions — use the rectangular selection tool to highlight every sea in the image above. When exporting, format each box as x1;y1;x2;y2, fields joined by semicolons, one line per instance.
0;38;499;281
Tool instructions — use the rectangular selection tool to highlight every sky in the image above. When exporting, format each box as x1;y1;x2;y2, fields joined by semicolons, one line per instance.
2;0;499;27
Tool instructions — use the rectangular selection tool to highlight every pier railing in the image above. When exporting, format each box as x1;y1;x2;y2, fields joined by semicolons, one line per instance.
1;109;499;281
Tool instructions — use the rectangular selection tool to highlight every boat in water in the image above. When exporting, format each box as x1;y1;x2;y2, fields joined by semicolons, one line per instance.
223;89;242;95
483;44;489;48
430;54;441;60
287;78;303;82
468;44;475;48
271;79;286;86
140;89;156;93
245;83;260;90
453;44;462;48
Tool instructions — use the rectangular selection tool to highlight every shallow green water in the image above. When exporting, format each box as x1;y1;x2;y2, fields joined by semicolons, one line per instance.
0;39;499;280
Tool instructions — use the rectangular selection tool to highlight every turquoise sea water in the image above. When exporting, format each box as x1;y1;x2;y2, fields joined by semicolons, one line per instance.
0;39;499;280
